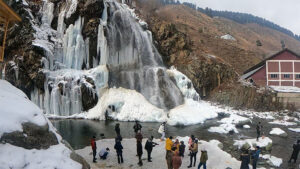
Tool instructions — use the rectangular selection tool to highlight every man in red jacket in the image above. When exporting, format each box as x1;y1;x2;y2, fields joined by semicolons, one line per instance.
91;136;97;163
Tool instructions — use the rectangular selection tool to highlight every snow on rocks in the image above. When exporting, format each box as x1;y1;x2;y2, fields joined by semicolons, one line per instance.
208;113;251;134
269;128;287;137
288;128;300;132
234;137;272;150
87;87;167;122
76;137;242;169
261;154;283;167
269;85;300;93
0;80;85;169
168;99;218;125
243;125;250;129
0;80;47;137
269;120;297;126
221;34;236;41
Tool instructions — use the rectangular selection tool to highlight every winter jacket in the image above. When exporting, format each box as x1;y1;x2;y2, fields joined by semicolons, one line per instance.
252;149;261;160
172;151;182;169
145;139;156;152
173;142;180;152
133;123;142;133
291;143;300;160
135;132;143;142
165;138;173;151
158;124;165;134
200;151;208;163
91;139;96;150
179;144;185;156
137;141;143;155
190;142;198;153
115;134;123;142
114;141;123;153
240;153;250;169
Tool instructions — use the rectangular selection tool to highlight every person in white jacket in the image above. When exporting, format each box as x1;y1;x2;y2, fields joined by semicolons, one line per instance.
158;122;166;141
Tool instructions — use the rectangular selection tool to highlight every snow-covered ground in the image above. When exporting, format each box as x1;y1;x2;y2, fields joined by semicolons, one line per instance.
261;154;283;167
220;34;236;41
76;137;242;169
288;128;300;132
0;80;82;169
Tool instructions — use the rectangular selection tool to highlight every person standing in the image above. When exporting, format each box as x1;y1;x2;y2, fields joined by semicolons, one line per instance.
91;136;97;163
198;149;208;169
158;122;166;141
133;121;142;134
99;148;110;160
240;150;250;169
172;151;182;169
188;135;195;150
179;141;186;157
135;130;143;142
256;122;263;141
188;139;198;168
251;146;260;169
137;140;143;166
165;136;174;169
145;136;159;162
115;123;120;135
288;140;300;163
114;139;124;164
173;139;180;152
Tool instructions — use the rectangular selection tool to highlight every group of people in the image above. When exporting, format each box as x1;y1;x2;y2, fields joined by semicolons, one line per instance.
90;121;300;168
164;135;208;169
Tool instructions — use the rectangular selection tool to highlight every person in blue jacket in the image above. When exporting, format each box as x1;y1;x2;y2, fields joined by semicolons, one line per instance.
251;146;261;169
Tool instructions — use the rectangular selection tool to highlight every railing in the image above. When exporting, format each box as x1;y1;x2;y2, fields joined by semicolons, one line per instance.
0;46;3;62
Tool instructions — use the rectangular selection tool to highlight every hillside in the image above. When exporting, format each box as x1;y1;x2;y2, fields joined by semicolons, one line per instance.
136;3;300;75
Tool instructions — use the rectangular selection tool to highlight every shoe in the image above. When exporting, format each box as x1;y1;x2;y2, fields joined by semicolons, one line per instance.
93;160;97;163
187;166;192;168
148;160;152;162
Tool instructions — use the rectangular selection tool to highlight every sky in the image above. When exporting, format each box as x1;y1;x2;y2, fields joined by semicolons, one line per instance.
178;0;300;35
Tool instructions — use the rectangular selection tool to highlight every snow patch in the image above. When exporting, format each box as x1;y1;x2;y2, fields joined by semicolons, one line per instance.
288;128;300;132
221;34;236;41
234;137;272;149
269;128;286;136
269;86;300;93
261;154;282;167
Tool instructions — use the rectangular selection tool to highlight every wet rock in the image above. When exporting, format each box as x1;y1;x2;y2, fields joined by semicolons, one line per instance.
217;112;230;119
81;81;98;111
265;143;272;151
0;122;58;149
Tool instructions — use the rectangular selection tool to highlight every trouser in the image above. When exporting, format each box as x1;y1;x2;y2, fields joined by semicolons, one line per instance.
100;152;108;159
161;132;165;140
252;159;257;169
147;150;152;161
117;152;123;163
198;162;207;169
189;152;197;167
93;149;97;162
138;154;143;165
257;132;260;140
166;150;173;169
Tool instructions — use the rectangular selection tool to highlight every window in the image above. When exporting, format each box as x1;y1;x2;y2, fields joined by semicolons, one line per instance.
283;74;291;78
270;74;278;78
296;74;300;79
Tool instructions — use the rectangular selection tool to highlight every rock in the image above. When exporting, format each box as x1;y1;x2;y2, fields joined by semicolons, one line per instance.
217;142;224;149
218;112;230;118
70;152;91;169
81;80;98;111
0;122;58;149
265;142;272;151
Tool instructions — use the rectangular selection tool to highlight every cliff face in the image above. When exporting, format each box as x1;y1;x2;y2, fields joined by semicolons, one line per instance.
3;0;103;110
136;3;238;98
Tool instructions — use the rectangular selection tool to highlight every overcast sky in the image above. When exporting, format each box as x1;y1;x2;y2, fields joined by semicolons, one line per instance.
178;0;300;35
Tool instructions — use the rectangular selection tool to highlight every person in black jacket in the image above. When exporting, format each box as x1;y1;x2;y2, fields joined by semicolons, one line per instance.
133;121;142;134
179;141;186;157
114;139;124;164
288;140;300;163
115;123;120;135
240;150;250;169
137;140;143;166
256;122;263;141
145;136;159;162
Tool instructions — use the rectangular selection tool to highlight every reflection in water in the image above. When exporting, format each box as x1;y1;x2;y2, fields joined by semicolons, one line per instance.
51;119;222;149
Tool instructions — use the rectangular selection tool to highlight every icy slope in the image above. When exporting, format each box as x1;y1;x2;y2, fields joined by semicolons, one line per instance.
0;80;85;169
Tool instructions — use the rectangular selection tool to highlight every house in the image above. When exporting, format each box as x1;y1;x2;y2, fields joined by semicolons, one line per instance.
242;48;300;88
